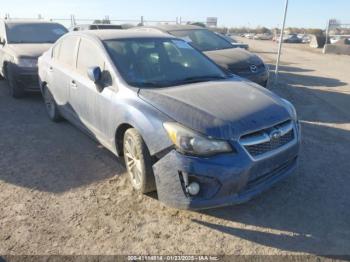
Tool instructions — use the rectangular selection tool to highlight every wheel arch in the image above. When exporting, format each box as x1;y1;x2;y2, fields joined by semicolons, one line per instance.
112;98;174;158
115;123;134;156
2;61;8;77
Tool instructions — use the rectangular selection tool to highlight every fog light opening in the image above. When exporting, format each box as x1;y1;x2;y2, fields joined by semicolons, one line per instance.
187;182;200;196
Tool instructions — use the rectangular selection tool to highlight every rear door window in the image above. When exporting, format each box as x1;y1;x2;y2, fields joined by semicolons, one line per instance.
57;36;80;67
52;42;61;59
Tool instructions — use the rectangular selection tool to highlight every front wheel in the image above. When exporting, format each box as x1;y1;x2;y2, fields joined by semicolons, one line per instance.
42;86;62;122
123;128;156;193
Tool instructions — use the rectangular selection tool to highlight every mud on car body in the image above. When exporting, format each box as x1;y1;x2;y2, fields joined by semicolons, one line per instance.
38;30;300;210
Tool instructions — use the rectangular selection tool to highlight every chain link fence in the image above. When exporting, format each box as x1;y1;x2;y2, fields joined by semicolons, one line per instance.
1;14;206;29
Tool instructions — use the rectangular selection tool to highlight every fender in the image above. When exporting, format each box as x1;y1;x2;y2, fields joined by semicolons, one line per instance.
111;92;174;158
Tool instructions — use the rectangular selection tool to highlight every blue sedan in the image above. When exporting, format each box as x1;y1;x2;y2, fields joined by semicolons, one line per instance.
38;30;300;210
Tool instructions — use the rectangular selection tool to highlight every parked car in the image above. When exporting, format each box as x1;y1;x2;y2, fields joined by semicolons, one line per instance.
38;30;300;210
330;36;341;44
214;32;249;50
244;33;255;39
70;24;132;31
329;35;350;45
277;34;302;43
135;25;269;87
254;33;273;40
0;19;68;97
300;34;311;43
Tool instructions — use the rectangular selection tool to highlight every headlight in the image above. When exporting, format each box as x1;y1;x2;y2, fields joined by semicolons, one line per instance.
16;58;38;68
163;122;233;156
282;98;297;121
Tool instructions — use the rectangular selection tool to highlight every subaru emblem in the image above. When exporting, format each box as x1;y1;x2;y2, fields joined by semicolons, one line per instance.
270;130;282;141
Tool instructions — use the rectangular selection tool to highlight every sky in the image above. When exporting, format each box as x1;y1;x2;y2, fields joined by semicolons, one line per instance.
1;0;349;29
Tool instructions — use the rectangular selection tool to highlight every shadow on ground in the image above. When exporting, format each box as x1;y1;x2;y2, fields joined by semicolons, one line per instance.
268;64;314;73
0;82;125;193
193;65;350;257
194;120;350;256
268;64;347;88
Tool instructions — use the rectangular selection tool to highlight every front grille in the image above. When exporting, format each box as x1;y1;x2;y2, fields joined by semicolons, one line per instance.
230;63;265;74
246;130;294;156
240;120;295;158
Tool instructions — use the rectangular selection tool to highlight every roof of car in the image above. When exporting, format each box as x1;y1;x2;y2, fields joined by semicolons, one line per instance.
1;19;62;25
70;29;176;41
141;24;204;32
76;24;122;27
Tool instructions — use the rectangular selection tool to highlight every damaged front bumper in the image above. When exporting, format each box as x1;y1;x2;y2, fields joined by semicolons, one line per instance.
153;137;300;210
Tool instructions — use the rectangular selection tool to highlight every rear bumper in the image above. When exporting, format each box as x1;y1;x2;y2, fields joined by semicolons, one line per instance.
153;128;300;210
9;64;39;92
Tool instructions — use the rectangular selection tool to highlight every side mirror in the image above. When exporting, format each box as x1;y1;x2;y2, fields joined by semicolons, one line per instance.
88;66;105;92
87;66;102;83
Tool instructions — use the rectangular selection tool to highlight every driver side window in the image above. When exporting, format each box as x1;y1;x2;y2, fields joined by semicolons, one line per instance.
77;39;104;75
77;39;112;87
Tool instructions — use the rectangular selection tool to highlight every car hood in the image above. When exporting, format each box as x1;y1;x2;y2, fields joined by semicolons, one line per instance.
6;44;52;59
204;48;262;70
139;79;291;140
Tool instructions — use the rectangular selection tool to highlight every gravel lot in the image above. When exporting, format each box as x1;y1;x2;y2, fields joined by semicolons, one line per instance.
0;39;350;257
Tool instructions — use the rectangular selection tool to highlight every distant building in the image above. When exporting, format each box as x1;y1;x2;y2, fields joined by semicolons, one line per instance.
206;17;218;27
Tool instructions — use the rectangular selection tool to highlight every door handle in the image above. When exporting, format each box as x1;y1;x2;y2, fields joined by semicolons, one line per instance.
70;80;77;89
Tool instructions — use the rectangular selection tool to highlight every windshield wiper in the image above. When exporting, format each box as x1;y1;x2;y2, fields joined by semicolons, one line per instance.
130;81;171;88
176;75;228;85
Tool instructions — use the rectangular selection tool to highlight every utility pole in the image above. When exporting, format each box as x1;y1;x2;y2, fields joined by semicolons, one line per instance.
325;19;330;49
274;0;289;85
70;15;76;27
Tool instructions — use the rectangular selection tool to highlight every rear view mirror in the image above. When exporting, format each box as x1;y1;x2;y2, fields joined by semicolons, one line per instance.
87;66;102;83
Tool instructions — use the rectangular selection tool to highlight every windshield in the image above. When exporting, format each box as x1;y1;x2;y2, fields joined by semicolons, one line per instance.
169;29;233;51
104;38;228;88
93;25;122;30
5;23;68;44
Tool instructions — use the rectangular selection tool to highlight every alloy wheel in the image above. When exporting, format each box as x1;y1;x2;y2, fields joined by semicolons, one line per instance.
124;136;143;189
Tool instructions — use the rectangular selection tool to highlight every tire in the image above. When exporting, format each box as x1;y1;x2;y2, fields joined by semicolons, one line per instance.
123;128;156;193
7;67;25;98
42;86;62;122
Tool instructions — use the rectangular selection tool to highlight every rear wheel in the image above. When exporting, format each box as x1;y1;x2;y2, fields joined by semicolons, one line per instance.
42;86;62;122
123;128;156;193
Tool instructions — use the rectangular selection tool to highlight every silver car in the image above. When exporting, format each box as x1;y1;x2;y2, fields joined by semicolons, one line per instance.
38;30;300;210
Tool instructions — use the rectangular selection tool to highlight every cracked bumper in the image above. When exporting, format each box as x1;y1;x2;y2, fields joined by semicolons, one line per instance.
153;139;300;210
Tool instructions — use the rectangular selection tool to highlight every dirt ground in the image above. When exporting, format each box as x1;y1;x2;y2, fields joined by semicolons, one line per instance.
0;39;350;257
